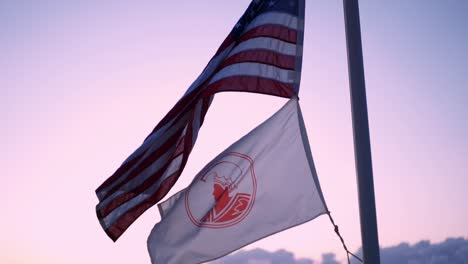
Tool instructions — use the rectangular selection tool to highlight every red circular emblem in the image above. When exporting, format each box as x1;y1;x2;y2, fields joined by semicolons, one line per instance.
185;152;256;228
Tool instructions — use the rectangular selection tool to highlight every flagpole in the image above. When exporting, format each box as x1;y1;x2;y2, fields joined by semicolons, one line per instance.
342;0;381;263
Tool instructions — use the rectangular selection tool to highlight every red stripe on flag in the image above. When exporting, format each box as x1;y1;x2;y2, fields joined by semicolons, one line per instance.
174;135;186;157
102;123;197;241
239;24;298;44
98;98;213;232
203;76;295;98
98;101;202;218
98;109;192;196
95;151;144;198
97;126;185;200
219;50;296;70
97;146;183;218
102;171;181;241
143;28;298;139
147;56;296;136
146;98;196;140
214;35;235;57
200;96;213;126
214;24;298;57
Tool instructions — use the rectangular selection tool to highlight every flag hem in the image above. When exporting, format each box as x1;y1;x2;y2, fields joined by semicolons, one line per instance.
179;212;327;264
293;0;306;94
296;100;329;212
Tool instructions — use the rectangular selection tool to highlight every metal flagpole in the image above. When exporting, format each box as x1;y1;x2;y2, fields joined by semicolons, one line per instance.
342;0;381;263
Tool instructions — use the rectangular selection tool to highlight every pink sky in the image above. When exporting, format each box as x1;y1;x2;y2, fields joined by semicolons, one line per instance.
3;0;467;263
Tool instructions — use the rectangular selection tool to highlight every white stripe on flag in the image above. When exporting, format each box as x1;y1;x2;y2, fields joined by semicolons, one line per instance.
97;144;178;211
184;43;236;96
244;12;298;32
209;62;296;85
102;154;185;228
98;124;188;211
97;114;190;199
229;37;297;58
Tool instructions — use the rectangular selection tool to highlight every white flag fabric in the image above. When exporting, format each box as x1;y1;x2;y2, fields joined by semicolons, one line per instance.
147;98;328;264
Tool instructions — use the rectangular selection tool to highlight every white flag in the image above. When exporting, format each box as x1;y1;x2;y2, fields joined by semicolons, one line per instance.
147;98;328;264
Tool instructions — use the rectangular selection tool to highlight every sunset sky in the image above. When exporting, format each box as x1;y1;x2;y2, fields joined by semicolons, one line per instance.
3;0;467;263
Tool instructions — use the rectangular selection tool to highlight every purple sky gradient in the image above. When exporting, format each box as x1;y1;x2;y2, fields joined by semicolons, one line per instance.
2;0;467;263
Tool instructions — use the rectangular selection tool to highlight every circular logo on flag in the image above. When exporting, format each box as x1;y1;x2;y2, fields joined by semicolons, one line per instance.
185;152;257;228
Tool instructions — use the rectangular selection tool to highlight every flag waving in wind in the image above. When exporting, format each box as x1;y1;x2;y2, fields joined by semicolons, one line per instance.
96;0;306;241
147;98;327;264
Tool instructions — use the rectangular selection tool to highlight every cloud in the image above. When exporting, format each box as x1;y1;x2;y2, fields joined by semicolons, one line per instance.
213;237;468;264
351;237;468;264
211;248;315;264
321;253;340;264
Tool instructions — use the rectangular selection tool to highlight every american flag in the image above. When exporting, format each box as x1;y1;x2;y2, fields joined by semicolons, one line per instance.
95;0;305;241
